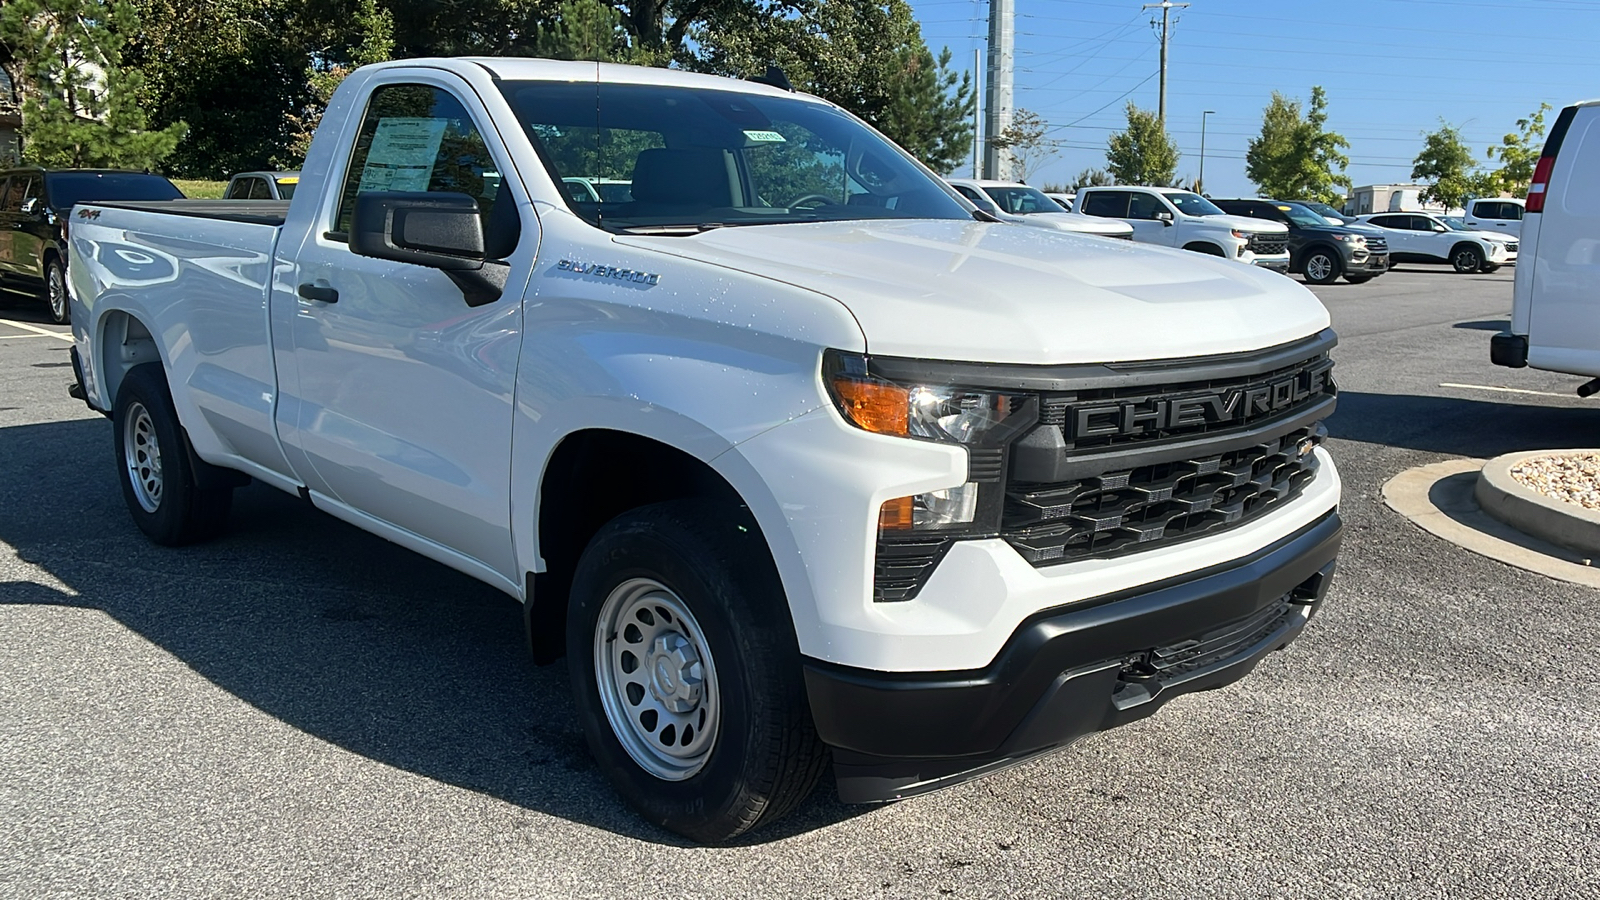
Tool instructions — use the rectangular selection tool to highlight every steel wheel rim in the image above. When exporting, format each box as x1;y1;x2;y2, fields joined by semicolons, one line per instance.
48;266;66;319
1306;254;1333;281
123;401;163;513
594;577;720;781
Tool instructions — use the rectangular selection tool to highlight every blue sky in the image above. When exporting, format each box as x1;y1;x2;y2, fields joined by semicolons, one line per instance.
906;0;1600;196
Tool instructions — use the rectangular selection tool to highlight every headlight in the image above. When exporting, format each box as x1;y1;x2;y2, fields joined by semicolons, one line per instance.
1230;229;1252;240
824;350;1038;537
1332;234;1366;244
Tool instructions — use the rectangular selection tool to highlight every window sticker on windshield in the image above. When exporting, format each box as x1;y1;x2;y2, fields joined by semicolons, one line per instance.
743;130;787;143
358;117;448;193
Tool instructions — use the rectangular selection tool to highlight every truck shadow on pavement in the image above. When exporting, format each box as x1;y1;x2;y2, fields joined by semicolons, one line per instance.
0;418;864;846
1330;391;1600;457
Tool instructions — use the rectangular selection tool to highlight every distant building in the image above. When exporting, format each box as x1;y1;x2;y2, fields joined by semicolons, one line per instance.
1344;184;1451;216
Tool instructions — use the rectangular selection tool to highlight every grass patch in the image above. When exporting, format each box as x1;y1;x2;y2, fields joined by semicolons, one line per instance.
170;178;228;199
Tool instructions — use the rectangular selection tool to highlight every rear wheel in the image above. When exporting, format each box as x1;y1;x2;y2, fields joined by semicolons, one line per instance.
43;258;68;324
1302;249;1342;285
567;500;827;843
1451;244;1484;274
113;364;234;545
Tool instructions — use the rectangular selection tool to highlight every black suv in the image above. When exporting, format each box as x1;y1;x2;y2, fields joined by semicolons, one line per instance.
1211;198;1388;285
0;168;183;322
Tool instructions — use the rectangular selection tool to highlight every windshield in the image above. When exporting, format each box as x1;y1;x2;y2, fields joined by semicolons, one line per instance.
982;185;1062;215
1277;203;1333;228
497;81;970;231
1441;216;1472;231
45;172;182;209
274;177;298;199
1300;200;1355;223
1165;191;1226;216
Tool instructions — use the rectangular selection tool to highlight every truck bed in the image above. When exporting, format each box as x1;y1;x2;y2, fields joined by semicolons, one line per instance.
90;199;290;227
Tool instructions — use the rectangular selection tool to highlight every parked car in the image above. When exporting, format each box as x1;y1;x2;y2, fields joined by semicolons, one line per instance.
66;58;1343;843
1211;198;1389;285
0;167;183;323
1441;216;1518;263
1462;197;1525;238
1492;101;1600;383
1298;200;1362;227
1356;212;1513;273
946;178;1133;238
1074;185;1292;270
1044;191;1075;210
224;171;301;200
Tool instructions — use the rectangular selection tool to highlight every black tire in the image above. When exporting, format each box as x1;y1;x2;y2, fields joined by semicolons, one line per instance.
43;257;69;324
1451;244;1484;274
1481;262;1502;273
1301;248;1342;285
112;364;234;545
1344;275;1373;284
567;499;827;843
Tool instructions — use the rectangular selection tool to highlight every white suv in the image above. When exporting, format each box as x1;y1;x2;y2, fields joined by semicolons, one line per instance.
1074;186;1291;270
947;178;1134;238
1463;197;1525;238
1356;212;1513;272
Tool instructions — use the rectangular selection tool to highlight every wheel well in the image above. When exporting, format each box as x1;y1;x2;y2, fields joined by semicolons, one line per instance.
1451;241;1482;257
1183;242;1226;256
527;429;753;664
97;310;161;407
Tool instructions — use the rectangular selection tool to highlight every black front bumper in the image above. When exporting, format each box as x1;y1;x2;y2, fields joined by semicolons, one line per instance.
1349;252;1389;275
805;511;1342;803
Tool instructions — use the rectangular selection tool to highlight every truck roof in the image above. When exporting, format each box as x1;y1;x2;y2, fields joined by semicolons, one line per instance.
425;57;816;103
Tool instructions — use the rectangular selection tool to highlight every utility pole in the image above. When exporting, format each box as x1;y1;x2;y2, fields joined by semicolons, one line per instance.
984;0;1014;180
1199;109;1215;194
972;48;982;179
1142;0;1188;125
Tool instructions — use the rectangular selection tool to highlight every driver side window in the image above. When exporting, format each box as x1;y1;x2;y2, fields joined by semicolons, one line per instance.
1127;192;1167;220
744;121;847;209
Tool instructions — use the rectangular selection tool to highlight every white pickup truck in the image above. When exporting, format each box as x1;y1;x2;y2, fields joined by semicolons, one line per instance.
1076;185;1293;271
67;58;1343;842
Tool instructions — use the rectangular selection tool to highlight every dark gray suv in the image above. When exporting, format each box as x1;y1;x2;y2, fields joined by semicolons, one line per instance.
1212;198;1389;285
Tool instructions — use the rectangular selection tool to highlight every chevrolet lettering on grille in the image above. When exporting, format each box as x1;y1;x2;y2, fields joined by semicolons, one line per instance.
1068;358;1334;439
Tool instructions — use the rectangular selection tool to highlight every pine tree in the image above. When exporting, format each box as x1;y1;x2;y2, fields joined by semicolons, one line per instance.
0;0;185;169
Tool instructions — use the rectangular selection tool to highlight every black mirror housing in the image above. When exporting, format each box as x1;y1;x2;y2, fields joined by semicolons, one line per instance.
349;191;508;306
350;191;486;271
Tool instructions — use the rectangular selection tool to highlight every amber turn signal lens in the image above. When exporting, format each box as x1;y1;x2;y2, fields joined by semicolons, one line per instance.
831;376;909;436
878;496;914;532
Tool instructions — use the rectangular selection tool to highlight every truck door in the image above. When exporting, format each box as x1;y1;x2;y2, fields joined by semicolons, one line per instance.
272;76;535;580
1126;191;1178;246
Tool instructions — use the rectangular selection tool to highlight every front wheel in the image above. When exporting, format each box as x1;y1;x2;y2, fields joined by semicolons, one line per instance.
1302;249;1342;285
567;500;827;843
1481;262;1502;273
113;364;234;545
1452;245;1484;274
44;258;69;324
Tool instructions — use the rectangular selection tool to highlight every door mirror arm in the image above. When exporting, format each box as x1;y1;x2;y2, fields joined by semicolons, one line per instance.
445;262;509;308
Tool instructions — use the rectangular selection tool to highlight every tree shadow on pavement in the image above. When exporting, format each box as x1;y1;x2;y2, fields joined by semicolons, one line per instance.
1329;391;1600;457
0;417;865;845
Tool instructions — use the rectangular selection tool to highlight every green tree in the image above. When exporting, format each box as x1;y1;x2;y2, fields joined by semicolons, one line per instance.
1244;86;1350;203
0;0;186;169
1412;120;1482;209
990;108;1051;181
1066;167;1114;190
1105;102;1177;186
691;0;973;173
278;0;393;165
1485;102;1551;197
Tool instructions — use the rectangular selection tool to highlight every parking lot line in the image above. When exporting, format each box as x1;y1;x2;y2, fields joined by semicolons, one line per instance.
1439;382;1572;398
0;318;74;342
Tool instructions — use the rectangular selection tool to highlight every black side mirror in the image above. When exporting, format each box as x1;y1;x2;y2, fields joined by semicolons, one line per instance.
350;191;507;306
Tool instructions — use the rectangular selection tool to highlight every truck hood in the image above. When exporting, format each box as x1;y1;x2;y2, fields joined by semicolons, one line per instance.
616;219;1330;365
1199;214;1290;234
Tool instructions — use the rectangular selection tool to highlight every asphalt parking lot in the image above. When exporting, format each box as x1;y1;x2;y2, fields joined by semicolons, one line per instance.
2;266;1597;899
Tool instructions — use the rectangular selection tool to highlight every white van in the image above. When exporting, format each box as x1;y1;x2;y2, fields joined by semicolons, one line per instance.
1492;101;1600;389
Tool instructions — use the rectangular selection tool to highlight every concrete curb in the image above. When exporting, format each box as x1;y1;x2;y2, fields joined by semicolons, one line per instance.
1475;450;1600;557
1383;458;1600;590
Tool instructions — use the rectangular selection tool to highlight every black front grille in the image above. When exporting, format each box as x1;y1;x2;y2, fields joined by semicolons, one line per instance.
875;537;951;602
1364;236;1388;253
1002;425;1321;565
1248;233;1289;255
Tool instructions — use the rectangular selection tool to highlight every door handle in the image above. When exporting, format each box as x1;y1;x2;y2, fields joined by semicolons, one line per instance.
297;282;338;303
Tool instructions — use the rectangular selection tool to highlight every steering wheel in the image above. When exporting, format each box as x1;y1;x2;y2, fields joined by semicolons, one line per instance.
787;193;839;210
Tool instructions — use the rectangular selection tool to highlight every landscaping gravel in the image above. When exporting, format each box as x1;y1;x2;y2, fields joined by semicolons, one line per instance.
1510;452;1600;510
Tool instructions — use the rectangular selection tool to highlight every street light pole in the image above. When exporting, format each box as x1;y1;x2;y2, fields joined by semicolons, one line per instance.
1199;109;1216;195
